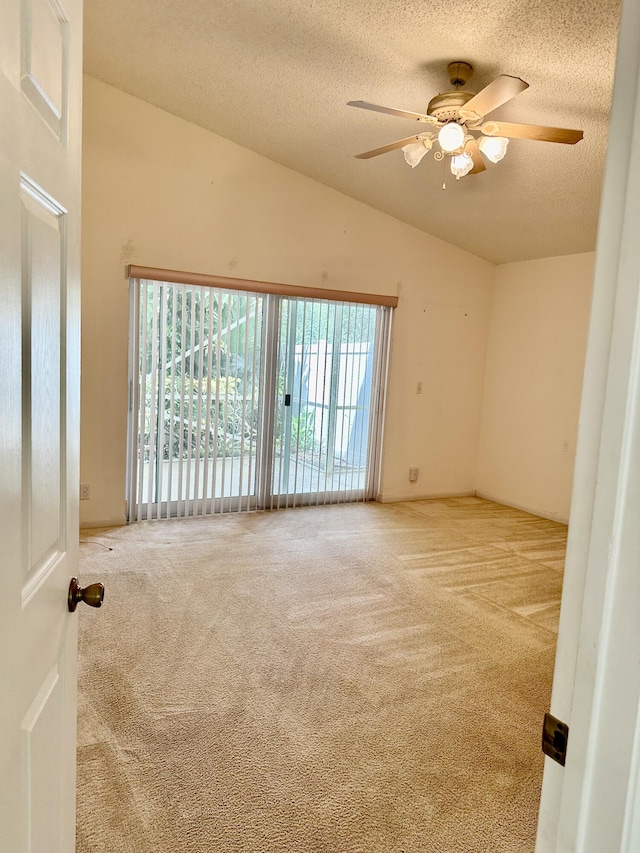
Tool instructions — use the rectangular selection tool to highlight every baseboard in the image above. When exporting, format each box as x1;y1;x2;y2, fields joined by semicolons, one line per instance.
474;491;569;525
376;490;476;504
80;515;127;530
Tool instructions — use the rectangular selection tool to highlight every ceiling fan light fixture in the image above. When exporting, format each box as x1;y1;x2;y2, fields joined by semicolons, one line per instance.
450;152;474;179
438;122;465;153
349;63;583;185
402;137;433;168
478;135;509;163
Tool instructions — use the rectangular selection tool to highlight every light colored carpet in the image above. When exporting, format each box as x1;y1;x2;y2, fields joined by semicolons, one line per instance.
76;497;566;852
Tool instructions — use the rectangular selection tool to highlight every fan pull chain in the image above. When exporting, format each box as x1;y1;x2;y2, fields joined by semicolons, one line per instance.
442;155;447;191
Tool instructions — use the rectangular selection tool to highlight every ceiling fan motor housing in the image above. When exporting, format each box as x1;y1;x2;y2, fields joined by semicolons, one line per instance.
427;90;475;123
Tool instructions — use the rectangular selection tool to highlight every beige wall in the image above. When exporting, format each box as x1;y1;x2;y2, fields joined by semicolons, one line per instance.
476;253;595;522
80;77;494;526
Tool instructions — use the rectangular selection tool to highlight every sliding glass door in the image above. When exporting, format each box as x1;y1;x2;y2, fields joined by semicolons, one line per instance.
127;277;392;521
267;296;388;509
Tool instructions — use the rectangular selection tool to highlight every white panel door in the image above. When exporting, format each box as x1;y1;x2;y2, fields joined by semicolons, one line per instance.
0;0;83;849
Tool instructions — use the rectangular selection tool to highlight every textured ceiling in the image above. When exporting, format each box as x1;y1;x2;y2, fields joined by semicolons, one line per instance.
83;0;621;264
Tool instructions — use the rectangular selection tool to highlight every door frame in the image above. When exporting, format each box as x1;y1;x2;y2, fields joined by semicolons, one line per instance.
536;0;640;848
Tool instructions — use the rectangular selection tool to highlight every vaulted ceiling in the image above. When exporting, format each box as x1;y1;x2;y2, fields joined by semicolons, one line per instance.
83;0;620;264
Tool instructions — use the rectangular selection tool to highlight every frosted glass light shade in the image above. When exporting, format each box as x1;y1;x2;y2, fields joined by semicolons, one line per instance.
438;122;465;153
450;153;474;179
478;136;509;163
402;137;433;167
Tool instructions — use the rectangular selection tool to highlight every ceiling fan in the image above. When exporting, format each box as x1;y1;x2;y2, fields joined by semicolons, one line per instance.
347;62;583;183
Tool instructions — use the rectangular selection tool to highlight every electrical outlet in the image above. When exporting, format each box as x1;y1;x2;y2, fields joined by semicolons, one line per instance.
409;467;419;482
80;484;90;500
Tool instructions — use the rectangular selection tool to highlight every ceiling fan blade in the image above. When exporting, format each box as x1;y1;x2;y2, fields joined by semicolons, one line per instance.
462;75;529;120
481;120;583;144
354;134;431;159
348;100;438;125
465;138;486;173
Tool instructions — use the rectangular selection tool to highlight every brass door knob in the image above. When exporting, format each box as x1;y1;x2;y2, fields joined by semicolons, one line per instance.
68;577;105;612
